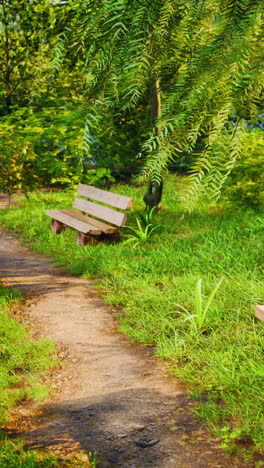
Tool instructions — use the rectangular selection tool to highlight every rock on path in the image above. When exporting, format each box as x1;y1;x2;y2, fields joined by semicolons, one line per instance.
0;229;255;467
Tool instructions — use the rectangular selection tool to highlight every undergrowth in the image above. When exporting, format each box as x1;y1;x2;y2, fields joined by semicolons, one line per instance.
0;176;263;455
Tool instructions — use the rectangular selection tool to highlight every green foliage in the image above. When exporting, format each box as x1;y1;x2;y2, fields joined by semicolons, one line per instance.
0;132;39;198
222;129;264;207
83;105;150;171
82;168;115;188
2;0;263;204
0;0;55;114
0;1;93;192
0;104;85;190
217;425;243;451
0;175;263;451
54;0;264;209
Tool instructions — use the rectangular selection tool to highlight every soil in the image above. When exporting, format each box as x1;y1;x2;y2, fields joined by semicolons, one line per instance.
0;225;261;467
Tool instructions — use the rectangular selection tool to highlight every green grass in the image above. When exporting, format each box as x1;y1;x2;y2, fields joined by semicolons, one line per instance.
0;436;60;468
0;176;263;454
0;435;95;467
0;285;58;424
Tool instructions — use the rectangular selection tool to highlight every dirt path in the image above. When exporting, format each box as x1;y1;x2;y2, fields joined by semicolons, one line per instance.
0;229;256;467
0;193;18;209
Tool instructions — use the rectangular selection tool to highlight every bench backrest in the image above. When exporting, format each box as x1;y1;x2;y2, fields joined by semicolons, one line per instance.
73;184;133;227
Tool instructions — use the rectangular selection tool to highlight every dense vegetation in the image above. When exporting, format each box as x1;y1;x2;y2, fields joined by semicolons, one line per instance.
0;0;263;208
52;0;264;208
0;176;263;456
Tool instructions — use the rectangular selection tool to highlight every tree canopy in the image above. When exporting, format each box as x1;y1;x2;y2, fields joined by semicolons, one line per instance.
53;0;264;208
0;0;56;113
0;0;263;207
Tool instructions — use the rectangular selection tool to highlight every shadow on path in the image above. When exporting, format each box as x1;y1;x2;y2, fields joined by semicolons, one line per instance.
8;389;254;468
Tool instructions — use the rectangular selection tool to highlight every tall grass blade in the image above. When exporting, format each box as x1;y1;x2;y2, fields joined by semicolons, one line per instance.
203;277;224;317
195;279;203;328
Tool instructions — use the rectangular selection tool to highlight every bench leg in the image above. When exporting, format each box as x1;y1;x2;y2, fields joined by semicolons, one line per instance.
51;219;66;234
76;232;100;246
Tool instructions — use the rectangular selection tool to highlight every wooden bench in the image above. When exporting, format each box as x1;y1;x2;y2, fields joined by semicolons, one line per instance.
46;183;133;246
255;305;264;322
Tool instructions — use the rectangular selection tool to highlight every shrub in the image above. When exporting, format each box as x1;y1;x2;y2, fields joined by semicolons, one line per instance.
223;130;264;207
0;133;39;201
81;167;115;188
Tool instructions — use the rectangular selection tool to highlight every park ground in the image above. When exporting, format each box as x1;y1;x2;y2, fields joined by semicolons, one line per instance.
0;175;263;466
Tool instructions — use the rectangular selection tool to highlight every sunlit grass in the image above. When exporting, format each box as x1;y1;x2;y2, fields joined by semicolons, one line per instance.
0;435;95;467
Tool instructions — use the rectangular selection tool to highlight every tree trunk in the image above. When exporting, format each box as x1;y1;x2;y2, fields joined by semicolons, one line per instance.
144;79;163;212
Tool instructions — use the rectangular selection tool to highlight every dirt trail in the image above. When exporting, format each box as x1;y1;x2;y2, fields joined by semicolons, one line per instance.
0;228;255;467
0;193;18;209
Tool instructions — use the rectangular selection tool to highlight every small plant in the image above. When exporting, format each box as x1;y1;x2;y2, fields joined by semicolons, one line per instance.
137;207;159;226
218;425;243;451
124;207;162;247
174;277;224;333
88;451;97;467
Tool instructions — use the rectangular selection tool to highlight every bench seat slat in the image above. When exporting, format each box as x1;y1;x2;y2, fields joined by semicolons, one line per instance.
73;197;127;227
62;209;117;234
46;209;103;235
77;183;133;210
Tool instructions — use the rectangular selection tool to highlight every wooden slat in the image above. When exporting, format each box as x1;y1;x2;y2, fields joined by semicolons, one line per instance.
62;209;117;234
255;305;264;322
46;210;102;235
77;183;133;210
73;197;127;227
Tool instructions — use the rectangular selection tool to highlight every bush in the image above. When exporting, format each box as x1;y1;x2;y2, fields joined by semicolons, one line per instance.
223;130;264;207
0;133;39;200
0;106;85;191
81;167;115;188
